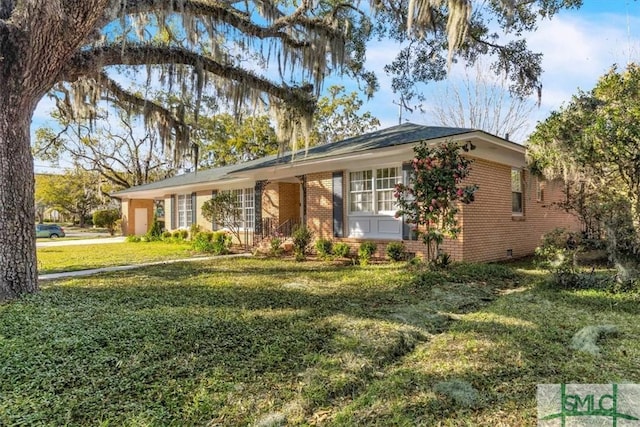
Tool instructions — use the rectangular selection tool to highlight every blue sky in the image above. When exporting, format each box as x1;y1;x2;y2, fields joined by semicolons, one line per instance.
32;1;640;171
358;1;640;135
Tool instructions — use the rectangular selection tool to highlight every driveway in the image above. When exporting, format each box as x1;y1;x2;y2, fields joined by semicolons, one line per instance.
37;236;126;247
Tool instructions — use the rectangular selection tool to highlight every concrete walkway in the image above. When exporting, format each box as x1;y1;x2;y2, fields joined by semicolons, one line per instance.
38;253;252;281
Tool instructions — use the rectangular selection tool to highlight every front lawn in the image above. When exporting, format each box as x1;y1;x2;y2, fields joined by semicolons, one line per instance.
2;258;639;425
37;241;195;274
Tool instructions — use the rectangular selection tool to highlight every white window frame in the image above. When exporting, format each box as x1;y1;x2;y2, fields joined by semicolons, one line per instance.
511;168;523;215
177;193;193;229
349;166;401;215
221;187;255;230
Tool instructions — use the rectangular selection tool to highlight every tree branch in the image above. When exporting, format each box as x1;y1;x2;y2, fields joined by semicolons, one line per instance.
95;71;190;142
122;0;315;50
70;45;315;113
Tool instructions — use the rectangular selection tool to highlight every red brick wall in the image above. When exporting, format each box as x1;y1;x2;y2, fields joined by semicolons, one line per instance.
262;182;279;221
460;159;579;262
306;172;334;239
301;160;579;262
278;183;301;224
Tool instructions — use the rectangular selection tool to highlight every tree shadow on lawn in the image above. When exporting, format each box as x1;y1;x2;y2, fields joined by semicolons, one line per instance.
1;259;526;425
333;285;640;426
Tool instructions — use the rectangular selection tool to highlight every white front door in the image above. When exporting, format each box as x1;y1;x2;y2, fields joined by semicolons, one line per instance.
134;208;148;235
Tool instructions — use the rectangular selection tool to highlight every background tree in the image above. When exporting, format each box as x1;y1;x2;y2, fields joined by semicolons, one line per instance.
394;140;478;264
36;169;102;228
310;85;380;145
35;107;177;190
196;114;279;168
93;209;120;236
527;63;640;282
385;1;582;105
34;174;59;224
426;61;536;142
0;0;584;299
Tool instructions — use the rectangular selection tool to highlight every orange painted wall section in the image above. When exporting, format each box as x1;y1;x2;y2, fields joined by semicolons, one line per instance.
121;198;154;236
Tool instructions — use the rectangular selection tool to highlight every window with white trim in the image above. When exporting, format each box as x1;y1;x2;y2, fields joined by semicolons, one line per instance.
349;170;373;213
177;194;193;228
349;167;401;214
223;188;255;229
511;169;523;214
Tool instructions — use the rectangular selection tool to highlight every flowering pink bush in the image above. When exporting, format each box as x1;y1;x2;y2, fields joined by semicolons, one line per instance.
395;140;478;263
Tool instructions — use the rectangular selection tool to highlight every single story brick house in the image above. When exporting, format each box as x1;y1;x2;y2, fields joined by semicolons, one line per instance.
112;122;579;262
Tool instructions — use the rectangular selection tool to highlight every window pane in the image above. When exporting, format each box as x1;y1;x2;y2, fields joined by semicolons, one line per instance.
512;192;523;213
511;169;523;213
244;188;255;229
511;170;522;192
376;167;400;212
349;170;373;212
177;194;191;228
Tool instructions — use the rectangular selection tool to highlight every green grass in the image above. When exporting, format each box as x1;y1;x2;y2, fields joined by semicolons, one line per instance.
37;241;195;274
2;258;639;425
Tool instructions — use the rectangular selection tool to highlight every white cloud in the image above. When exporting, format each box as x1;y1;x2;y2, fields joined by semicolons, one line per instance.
528;14;636;112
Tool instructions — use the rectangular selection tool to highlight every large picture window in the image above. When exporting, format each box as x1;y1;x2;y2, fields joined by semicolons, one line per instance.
223;188;255;229
511;169;523;214
177;194;193;229
349;167;400;214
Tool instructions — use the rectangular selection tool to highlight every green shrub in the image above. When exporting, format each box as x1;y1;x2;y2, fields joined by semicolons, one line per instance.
172;230;182;239
332;242;351;258
162;230;172;239
189;223;201;240
192;231;231;255
358;241;377;266
315;238;333;259
386;241;406;262
92;209;120;236
535;228;581;287
292;225;313;261
126;235;141;243
269;237;283;257
179;229;189;240
432;252;452;269
146;213;163;241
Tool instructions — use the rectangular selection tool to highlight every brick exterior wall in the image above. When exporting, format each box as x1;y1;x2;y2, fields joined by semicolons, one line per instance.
262;182;279;221
459;158;579;262
301;159;579;262
278;183;301;224
306;172;334;239
260;182;300;225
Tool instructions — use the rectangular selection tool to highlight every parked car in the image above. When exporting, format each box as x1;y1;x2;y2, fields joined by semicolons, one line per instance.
36;224;66;238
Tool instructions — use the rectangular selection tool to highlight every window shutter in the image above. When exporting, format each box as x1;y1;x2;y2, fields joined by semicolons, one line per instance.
210;190;218;230
170;194;176;230
332;171;343;237
254;181;265;236
191;192;197;225
401;163;414;240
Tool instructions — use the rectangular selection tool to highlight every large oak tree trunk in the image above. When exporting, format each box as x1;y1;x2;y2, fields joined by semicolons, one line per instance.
0;0;111;300
0;102;38;300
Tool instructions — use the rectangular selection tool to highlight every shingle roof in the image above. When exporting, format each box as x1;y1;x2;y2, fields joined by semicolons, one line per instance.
113;123;473;196
234;122;473;171
110;162;246;196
